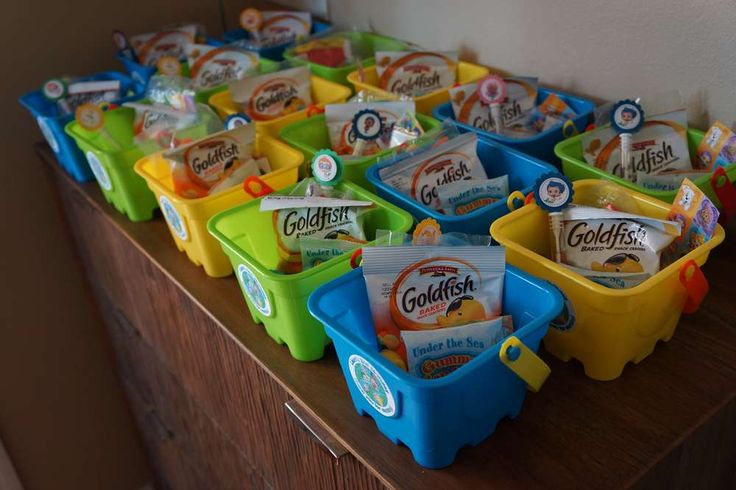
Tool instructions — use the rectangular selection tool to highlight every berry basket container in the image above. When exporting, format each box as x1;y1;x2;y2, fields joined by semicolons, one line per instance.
134;134;303;277
279;113;440;189
19;71;143;182
221;20;332;61
555;127;736;208
348;61;490;115
207;182;413;361
433;88;595;166
366;137;558;234
64;105;219;221
308;265;562;468
208;74;351;138
282;31;411;87
490;179;725;381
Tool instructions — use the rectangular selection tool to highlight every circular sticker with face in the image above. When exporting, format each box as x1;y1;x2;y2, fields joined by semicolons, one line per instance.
224;113;250;130
111;30;128;50
533;173;573;212
157;56;182;76
42;78;67;101
76;103;105;131
351;109;383;141
240;8;263;33
237;264;271;317
311;150;343;186
477;74;506;105
36;117;59;154
159;195;188;241
86;151;112;191
348;355;396;417
610;99;644;134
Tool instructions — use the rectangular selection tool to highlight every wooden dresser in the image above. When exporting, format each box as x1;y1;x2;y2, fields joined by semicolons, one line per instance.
42;146;736;489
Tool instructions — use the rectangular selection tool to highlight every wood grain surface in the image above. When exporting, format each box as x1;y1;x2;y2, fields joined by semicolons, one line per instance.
42;145;736;489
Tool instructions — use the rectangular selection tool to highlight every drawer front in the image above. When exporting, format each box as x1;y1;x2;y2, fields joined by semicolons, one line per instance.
57;175;385;489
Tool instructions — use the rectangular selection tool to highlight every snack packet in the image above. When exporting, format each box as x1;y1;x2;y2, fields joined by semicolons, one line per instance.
401;315;514;379
378;132;488;210
163;124;259;198
562;264;650;290
259;11;312;46
65;80;121;112
130;25;197;66
664;179;719;261
127;102;199;148
186;44;259;90
558;206;681;285
271;179;369;272
291;34;353;67
390;111;425;148
581;109;691;178
695;121;736;170
528;92;577;132
325;101;415;155
375;51;458;96
229;65;312;121
146;75;196;112
299;236;360;270
437;175;509;215
636;170;711;192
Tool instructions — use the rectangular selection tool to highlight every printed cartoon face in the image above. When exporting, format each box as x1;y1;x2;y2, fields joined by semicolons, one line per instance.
724;142;736;159
591;253;644;273
364;116;375;132
436;295;486;327
546;183;562;202
697;204;715;228
679;185;695;210
688;231;705;250
620;108;635;124
698;151;712;166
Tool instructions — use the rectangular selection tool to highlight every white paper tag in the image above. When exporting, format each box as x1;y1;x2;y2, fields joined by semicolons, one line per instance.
259;195;373;211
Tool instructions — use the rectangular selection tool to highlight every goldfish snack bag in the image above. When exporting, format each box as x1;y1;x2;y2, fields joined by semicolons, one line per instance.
378;132;487;210
130;24;197;66
185;44;259;90
229;65;312;121
375;51;458;97
259;11;312;46
436;175;509;215
527;92;577;132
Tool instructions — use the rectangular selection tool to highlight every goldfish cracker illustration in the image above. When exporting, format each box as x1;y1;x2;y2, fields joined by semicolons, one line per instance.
664;178;720;261
591;253;644;273
378;132;488;210
695;121;736;170
375;51;458;97
185;44;259;90
229;66;312;122
435;295;486;327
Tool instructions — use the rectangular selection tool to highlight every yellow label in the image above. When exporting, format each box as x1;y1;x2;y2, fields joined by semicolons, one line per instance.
75;103;104;131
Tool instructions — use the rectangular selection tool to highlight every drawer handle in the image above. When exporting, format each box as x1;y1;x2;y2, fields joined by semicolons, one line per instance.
284;400;347;459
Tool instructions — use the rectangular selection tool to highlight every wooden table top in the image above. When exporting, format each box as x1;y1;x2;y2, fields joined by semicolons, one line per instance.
41;146;736;489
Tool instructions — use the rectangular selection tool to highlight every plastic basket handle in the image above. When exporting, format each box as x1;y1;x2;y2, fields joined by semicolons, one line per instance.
679;259;709;314
306;104;325;118
711;167;736;225
243;176;275;198
499;336;550;392
562;120;579;139
349;248;363;269
506;191;534;212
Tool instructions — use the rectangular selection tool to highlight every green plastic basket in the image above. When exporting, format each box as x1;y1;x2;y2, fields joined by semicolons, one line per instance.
65;106;219;222
282;31;411;87
207;181;413;361
279;113;440;189
556;128;736;206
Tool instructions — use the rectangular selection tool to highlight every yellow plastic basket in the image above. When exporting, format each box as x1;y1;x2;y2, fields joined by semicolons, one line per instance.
208;75;351;138
490;179;725;381
347;61;490;114
134;134;303;278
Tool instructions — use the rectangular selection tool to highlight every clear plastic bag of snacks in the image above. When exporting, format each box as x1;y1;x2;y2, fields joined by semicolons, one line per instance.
126;101;222;151
146;75;197;112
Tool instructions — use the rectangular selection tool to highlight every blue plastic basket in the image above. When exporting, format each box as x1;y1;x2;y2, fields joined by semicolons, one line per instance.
308;266;563;468
221;20;331;61
365;137;558;234
19;71;144;182
432;88;596;167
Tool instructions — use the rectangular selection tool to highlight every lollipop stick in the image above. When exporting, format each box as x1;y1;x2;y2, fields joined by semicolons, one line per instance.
490;103;502;134
621;132;633;182
550;212;562;263
352;138;366;156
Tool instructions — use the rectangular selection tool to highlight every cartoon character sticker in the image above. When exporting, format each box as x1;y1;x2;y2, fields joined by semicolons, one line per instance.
86;151;112;191
238;264;271;317
611;101;643;133
159;195;188;241
436;295;486;327
535;176;571;210
348;354;396;417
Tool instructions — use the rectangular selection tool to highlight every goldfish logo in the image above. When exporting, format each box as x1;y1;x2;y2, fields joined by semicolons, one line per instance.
247;77;304;121
190;49;257;89
411;152;474;206
184;136;241;187
390;257;486;330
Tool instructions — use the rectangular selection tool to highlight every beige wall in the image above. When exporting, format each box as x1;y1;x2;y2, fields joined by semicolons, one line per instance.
328;0;736;128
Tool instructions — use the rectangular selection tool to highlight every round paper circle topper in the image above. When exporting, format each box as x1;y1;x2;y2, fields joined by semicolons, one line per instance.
477;74;506;105
43;78;67;101
75;103;105;131
225;113;250;130
311;149;343;186
351;109;383;141
610;99;644;134
111;30;128;50
157;56;182;76
533;173;573;212
240;8;263;32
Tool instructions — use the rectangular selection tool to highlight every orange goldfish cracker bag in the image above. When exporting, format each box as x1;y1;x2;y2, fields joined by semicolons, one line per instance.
186;44;259;90
259;11;312;46
375;51;458;97
229;65;312;121
130;25;197;66
378;132;487;210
